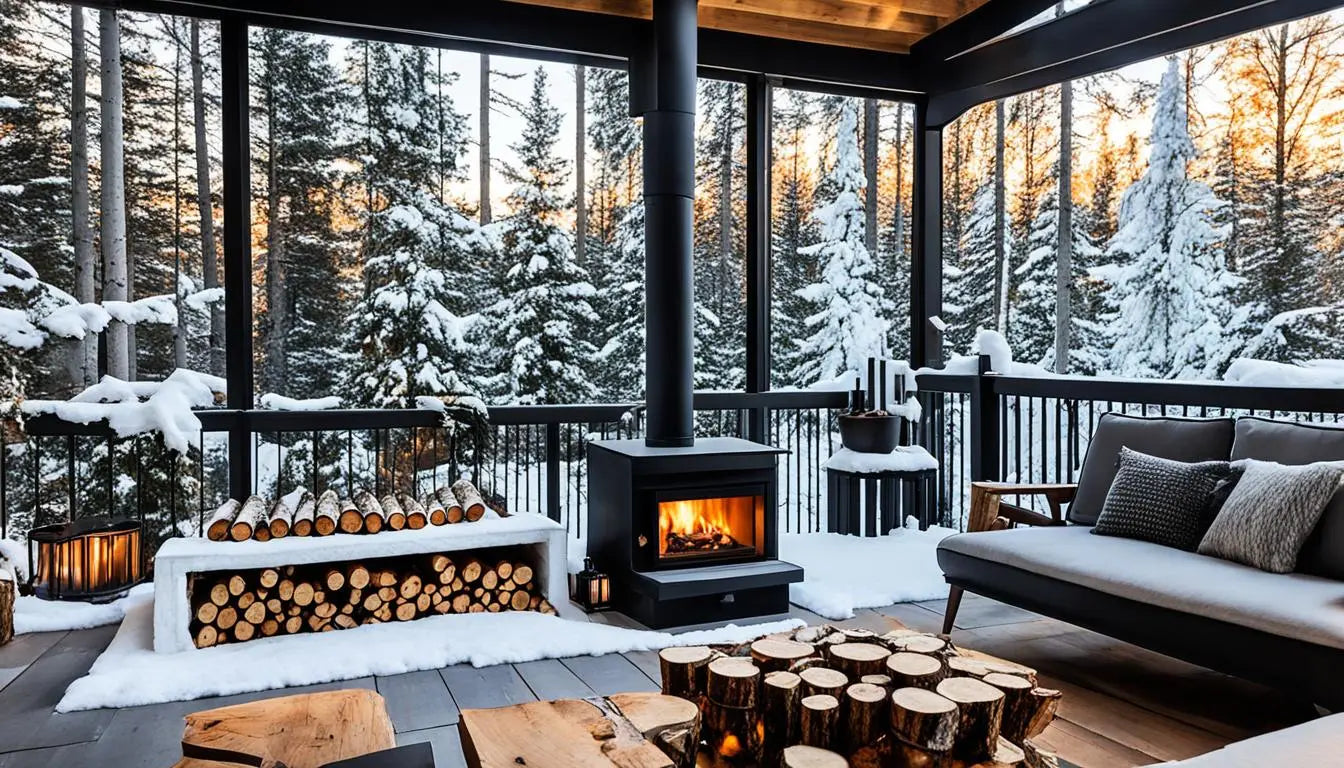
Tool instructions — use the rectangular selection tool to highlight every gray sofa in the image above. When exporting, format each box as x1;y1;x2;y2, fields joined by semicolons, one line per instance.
936;413;1344;709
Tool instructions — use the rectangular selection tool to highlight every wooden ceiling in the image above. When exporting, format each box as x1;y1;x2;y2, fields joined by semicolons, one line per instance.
504;0;990;53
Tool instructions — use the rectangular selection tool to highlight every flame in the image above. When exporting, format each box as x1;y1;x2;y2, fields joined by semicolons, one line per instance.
662;498;735;539
719;733;743;757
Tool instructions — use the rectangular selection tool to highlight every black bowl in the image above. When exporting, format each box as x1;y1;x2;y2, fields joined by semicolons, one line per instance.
838;414;899;454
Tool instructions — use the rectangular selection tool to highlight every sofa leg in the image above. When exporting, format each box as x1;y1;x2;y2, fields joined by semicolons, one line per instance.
942;586;964;634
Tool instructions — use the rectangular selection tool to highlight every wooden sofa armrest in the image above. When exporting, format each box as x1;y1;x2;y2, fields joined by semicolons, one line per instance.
968;482;1078;533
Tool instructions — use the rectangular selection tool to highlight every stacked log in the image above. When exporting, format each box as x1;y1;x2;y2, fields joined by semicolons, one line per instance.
656;624;1061;768
204;480;496;542
188;551;555;648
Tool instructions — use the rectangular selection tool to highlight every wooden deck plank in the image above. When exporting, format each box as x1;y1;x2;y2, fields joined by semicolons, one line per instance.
396;725;468;768
440;663;536;710
560;652;658;696
621;650;662;683
377;670;460;731
919;594;1042;630
870;601;945;633
1034;717;1162;768
0;632;67;694
0;625;118;752
514;658;594;700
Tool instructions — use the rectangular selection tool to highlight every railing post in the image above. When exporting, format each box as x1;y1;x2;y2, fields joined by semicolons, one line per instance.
221;18;253;501
745;74;771;444
968;354;1000;482
545;423;561;522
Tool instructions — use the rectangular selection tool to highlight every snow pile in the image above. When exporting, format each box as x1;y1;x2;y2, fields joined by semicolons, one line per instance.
14;583;152;635
822;446;938;474
259;393;342;411
917;330;1055;378
0;537;27;581
781;521;955;619
56;593;801;711
1223;358;1344;388
23;369;225;453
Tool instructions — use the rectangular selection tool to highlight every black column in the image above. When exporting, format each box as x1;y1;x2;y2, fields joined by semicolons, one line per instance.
910;102;943;369
221;19;253;500
744;75;771;443
643;0;697;448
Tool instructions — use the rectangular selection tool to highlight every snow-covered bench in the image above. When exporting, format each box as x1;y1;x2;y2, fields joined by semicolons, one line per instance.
153;514;571;653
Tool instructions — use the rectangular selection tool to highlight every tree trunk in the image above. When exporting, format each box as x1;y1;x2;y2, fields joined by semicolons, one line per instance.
71;6;96;387
192;20;223;378
993;98;1007;332
863;98;879;256
172;18;187;370
892;102;906;266
1055;62;1073;373
99;9;129;381
263;45;288;392
575;65;587;265
479;53;492;225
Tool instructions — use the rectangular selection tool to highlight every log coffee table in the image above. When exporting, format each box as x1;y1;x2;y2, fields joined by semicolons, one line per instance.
458;621;1067;768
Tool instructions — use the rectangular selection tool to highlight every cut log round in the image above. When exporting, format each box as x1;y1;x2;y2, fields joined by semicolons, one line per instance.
352;490;384;534
827;642;891;679
228;575;246;596
399;574;422;601
890;634;947;655
292;582;315;607
380;494;405;530
510;590;530;611
462;559;483;583
452;479;487;522
706;656;760;709
399;493;428;529
233;620;255;642
887;651;946;690
760;670;802;760
258;568;279;589
206;499;241;541
512;564;533;585
196;601;219;624
194;624;218;648
936;676;1005;763
314;490;341;536
230;495;268;541
751;638;815;673
1021;687;1062;741
799;693;841;751
348;564;370;590
659;646;714;699
209;582;229;606
983;672;1036;743
243;601;266;625
337;498;362;534
267;497;294;539
607;692;702;768
799;666;848;698
435;485;464;523
844;682;888;752
291;492;316;536
422;494;448;526
496;561;514;581
324;569;345;592
860;674;893;689
216;605;238;631
782;744;847;768
890;686;959;753
946;656;992;678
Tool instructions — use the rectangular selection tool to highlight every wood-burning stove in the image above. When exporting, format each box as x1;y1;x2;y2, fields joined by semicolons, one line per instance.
588;438;802;628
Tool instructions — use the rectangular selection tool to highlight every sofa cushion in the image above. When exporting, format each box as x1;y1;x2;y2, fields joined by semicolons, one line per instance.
1198;459;1344;572
1145;713;1344;767
1070;414;1235;525
1092;448;1233;550
937;526;1344;650
1232;417;1344;579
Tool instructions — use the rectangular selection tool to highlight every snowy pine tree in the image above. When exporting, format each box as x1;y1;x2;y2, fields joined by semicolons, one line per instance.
946;176;1004;354
693;79;746;391
596;201;645;400
343;42;480;408
793;100;891;383
770;91;818;387
485;68;599;405
1100;58;1238;380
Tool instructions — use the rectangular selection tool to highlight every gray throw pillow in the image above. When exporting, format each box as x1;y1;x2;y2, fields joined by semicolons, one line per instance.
1198;459;1344;573
1091;448;1234;550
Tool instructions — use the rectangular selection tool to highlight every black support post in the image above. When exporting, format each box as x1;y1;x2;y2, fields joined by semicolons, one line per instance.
745;74;771;444
969;355;1000;482
910;102;943;369
642;0;698;448
221;19;253;500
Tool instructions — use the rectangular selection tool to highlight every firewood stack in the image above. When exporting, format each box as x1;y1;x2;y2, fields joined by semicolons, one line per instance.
204;479;496;542
188;551;556;648
657;625;1063;768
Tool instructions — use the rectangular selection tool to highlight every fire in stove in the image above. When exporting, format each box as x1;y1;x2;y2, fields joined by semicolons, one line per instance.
658;495;762;559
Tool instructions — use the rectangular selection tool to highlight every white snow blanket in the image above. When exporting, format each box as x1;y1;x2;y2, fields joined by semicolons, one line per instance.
822;446;938;474
56;592;801;712
1223;358;1344;387
780;521;954;620
14;583;152;635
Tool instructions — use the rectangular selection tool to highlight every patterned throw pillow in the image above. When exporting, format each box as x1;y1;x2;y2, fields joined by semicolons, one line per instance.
1198;459;1344;573
1091;448;1234;550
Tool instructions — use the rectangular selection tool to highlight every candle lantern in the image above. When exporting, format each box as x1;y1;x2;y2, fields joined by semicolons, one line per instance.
573;557;611;612
27;517;142;602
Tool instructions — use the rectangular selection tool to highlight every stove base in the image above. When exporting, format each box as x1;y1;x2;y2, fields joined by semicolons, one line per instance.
619;583;792;629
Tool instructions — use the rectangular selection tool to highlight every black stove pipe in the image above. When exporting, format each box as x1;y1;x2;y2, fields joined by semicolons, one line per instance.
642;0;697;448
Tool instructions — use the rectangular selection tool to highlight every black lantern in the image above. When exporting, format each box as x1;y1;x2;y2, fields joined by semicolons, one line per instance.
573;557;611;612
27;517;142;602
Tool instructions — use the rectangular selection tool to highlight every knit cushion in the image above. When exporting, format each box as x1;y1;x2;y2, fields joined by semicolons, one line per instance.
1199;459;1344;573
1091;448;1234;550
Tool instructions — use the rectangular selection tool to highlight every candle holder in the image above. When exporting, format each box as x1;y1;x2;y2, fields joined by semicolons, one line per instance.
573;557;611;613
27;517;142;602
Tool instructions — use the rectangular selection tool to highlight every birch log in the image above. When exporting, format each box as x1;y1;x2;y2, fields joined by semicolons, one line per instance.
436;485;464;523
422;494;447;526
291;492;316;537
267;497;294;538
380;494;405;530
206;499;240;541
230;496;268;542
399;493;428;529
451;480;486;522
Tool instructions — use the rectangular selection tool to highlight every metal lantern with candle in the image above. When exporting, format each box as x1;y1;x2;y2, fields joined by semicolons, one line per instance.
27;517;143;602
573;556;611;612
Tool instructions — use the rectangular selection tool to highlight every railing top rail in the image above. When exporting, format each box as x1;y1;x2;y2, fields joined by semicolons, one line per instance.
913;373;977;393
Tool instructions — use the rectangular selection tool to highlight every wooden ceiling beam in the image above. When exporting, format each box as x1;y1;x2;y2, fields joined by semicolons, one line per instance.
698;0;942;36
698;7;922;51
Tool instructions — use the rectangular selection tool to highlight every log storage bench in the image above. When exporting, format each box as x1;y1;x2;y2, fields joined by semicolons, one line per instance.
153;514;569;652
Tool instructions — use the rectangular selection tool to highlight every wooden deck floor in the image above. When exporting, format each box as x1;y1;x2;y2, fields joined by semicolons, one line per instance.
0;595;1315;768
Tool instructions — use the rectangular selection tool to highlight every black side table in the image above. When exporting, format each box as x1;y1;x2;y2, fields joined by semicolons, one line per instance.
823;447;939;536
